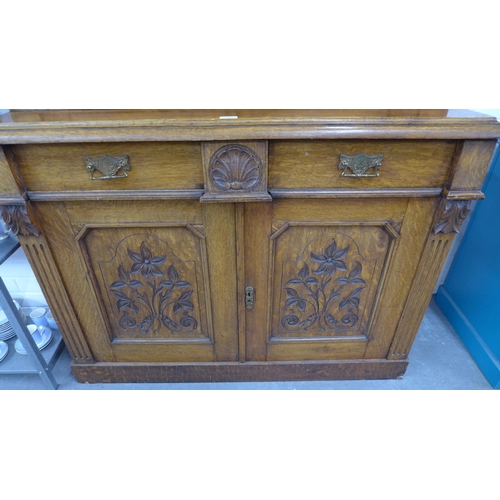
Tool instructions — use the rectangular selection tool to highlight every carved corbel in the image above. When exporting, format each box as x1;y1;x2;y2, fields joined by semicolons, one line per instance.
0;204;39;236
433;199;471;234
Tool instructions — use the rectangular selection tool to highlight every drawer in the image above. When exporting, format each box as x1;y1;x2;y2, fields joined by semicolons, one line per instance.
11;142;204;193
269;140;457;189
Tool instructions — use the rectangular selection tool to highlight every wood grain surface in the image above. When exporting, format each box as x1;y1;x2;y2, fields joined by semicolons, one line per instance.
71;358;409;383
269;140;457;189
446;140;498;193
11;142;204;192
1;114;499;144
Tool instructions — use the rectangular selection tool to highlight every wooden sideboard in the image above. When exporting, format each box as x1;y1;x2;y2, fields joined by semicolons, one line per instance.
1;109;499;384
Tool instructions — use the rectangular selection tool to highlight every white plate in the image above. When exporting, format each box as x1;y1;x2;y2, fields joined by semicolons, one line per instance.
0;311;8;325
14;327;53;355
0;331;16;341
0;341;8;362
37;327;53;350
0;303;26;326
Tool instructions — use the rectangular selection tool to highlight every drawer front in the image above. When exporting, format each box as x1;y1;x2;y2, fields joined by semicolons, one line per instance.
269;140;457;189
11;142;204;192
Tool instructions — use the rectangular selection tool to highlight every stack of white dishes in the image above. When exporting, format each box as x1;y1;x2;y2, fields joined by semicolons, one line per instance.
0;301;26;341
0;340;8;362
14;324;53;355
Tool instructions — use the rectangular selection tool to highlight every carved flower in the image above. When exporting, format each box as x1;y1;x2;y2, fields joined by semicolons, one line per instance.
311;239;349;276
128;242;166;278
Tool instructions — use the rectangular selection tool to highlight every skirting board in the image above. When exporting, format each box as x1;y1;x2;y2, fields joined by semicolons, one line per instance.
435;286;500;389
71;359;409;384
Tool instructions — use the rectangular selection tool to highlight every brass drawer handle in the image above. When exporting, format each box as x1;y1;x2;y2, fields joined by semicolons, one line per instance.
84;154;131;180
339;153;383;178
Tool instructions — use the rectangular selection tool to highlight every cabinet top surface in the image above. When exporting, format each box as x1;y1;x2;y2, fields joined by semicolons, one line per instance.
1;109;499;143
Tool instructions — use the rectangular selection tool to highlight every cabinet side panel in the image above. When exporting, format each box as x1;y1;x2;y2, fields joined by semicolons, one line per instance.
0;146;26;199
32;201;115;361
388;231;456;359
0;148;20;196
364;197;439;358
18;232;95;363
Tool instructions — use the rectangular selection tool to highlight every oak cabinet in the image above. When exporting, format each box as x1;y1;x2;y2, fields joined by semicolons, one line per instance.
0;110;498;383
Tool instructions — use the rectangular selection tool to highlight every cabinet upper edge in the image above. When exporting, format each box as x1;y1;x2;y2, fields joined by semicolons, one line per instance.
1;117;500;143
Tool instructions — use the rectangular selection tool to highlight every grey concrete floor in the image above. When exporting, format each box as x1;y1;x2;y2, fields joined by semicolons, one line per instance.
0;298;493;390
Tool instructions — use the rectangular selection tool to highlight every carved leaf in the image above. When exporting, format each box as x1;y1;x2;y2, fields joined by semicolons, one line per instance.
298;263;309;280
173;290;194;314
349;287;365;298
110;280;126;289
285;288;300;299
349;261;362;279
118;265;129;283
168;264;179;282
305;277;318;286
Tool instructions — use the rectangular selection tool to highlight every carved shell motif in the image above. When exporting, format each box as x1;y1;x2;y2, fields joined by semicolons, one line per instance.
209;144;262;191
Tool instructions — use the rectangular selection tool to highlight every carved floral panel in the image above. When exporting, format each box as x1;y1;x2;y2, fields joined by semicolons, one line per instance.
271;226;395;339
81;228;210;341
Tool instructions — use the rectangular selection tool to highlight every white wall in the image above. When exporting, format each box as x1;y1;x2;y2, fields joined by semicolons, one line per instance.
0;246;48;307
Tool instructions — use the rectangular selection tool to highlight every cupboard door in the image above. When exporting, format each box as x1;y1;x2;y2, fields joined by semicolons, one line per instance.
34;200;239;363
245;197;438;361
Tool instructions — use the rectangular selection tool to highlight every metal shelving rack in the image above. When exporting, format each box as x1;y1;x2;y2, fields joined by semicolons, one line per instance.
0;234;64;389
